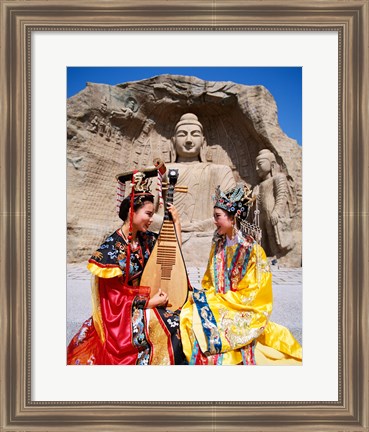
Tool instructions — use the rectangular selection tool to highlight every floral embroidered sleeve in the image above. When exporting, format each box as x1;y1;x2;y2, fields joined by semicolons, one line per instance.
87;230;158;282
87;233;123;278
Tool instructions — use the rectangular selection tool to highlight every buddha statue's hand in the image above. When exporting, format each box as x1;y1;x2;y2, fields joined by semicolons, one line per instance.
270;210;279;226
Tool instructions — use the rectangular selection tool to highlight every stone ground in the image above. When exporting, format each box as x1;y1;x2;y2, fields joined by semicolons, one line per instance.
66;264;302;346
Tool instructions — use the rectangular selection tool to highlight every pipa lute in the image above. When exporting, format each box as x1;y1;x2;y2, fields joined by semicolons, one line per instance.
140;169;189;311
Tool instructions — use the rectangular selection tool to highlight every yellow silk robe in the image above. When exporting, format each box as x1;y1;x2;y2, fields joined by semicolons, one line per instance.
180;234;302;365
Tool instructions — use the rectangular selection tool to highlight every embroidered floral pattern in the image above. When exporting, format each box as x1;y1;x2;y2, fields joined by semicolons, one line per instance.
74;317;93;347
193;288;222;355
132;296;151;365
240;293;256;304
213;231;254;293
88;230;158;284
189;340;200;365
241;341;256;365
91;251;103;260
218;307;265;350
86;355;96;365
167;318;179;328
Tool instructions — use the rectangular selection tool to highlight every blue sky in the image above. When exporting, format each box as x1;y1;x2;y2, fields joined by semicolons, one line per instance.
67;67;302;145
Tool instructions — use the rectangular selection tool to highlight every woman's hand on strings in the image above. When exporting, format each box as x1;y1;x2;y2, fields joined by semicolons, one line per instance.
147;288;169;309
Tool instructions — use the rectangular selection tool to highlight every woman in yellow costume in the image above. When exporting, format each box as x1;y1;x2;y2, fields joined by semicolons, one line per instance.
180;184;302;365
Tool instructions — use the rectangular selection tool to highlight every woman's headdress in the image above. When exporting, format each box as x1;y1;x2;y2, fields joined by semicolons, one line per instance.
129;171;154;200
213;183;262;242
115;159;166;214
214;184;253;220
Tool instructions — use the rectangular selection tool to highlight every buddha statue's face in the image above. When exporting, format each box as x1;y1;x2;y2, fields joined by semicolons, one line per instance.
256;157;271;180
173;123;204;160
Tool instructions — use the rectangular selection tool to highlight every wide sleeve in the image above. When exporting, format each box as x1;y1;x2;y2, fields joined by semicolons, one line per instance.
87;262;122;279
87;232;123;279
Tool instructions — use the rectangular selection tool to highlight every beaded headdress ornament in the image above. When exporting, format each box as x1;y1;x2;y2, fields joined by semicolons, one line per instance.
213;183;262;243
122;171;154;285
115;159;165;214
214;184;253;219
130;171;153;201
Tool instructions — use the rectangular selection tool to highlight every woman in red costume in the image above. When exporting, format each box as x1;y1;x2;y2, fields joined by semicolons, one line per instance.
67;173;186;365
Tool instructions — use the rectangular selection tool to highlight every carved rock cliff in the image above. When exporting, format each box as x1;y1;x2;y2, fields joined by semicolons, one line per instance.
67;74;302;267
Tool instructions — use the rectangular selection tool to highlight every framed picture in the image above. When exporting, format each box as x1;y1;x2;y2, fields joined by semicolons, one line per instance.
65;65;304;368
1;0;368;430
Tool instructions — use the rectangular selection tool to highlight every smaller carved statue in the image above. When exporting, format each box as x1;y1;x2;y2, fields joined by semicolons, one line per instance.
253;149;295;258
98;118;106;136
88;115;99;133
105;120;112;140
113;126;122;143
110;97;137;121
100;96;108;113
126;97;137;112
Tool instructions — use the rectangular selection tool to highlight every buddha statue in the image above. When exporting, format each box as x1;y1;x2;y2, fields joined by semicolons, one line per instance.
159;113;237;266
167;113;236;233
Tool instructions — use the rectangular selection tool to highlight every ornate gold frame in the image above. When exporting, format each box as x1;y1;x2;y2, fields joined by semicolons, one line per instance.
1;0;368;430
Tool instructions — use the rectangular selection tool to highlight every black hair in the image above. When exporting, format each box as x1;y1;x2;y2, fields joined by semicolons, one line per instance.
119;194;154;222
214;205;248;229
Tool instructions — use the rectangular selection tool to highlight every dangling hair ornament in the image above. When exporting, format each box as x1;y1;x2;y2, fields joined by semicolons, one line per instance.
238;186;262;245
124;171;137;284
125;171;153;285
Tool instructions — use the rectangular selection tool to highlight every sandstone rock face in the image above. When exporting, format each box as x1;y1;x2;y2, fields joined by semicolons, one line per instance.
67;74;302;267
